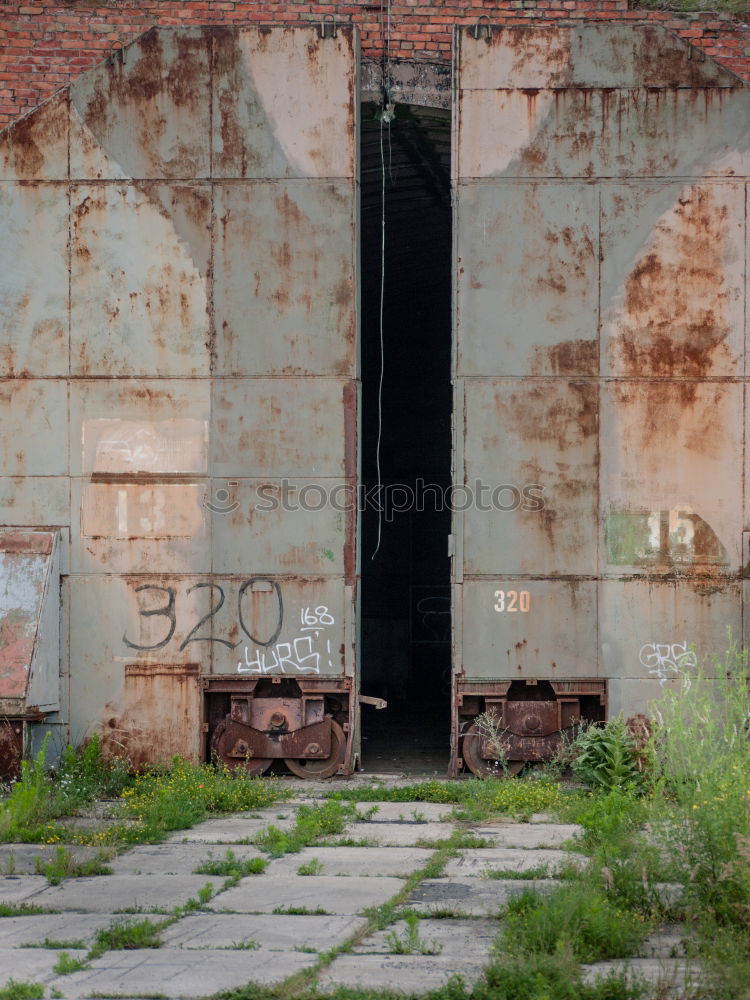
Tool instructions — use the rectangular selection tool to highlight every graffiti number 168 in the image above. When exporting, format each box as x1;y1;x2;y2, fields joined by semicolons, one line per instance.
494;590;531;613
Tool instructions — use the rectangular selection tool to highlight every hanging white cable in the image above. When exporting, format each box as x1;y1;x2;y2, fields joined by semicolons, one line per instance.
372;113;385;561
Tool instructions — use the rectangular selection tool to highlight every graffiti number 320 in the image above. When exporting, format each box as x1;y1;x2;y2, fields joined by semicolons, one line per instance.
494;590;530;613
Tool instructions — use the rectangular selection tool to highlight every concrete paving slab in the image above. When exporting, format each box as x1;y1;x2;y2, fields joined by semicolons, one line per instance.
0;876;48;905
640;925;691;959
269;847;435;878
470;823;581;848
319;953;486;993
343;822;454;847
354;918;496;957
213;875;404;915
581;958;699;997
31;875;225;913
110;843;265;876
0;946;75;982
46;947;318;998
353;802;455;823
0;845;110;876
167;812;297;844
0;913;113;948
444;847;585;878
407;878;557;916
162;912;365;951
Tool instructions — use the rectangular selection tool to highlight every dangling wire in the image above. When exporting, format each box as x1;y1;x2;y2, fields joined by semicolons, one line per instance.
372;0;394;561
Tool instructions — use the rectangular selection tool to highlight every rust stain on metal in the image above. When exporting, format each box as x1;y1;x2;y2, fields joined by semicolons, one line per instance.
530;338;598;376
99;663;201;769
611;186;737;377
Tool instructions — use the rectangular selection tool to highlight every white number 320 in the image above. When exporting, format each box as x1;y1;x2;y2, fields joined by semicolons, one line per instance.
494;590;530;613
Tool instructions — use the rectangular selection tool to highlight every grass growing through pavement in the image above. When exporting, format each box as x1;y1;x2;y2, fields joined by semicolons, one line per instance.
255;800;357;857
195;849;268;878
0;736;287;853
483;864;549;880
500;884;650;963
0;903;59;917
297;857;324;876
0;984;46;1000
52;952;89;975
34;845;113;884
328;774;575;823
384;913;442;956
89;916;167;958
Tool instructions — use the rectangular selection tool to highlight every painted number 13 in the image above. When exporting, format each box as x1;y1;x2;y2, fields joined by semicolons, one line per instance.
494;590;531;613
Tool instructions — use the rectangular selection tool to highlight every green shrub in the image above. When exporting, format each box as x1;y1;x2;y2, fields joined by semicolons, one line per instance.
570;718;646;793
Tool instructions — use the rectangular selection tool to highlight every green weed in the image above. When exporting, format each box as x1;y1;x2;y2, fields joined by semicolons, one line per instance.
195;849;267;878
52;951;89;975
34;845;112;884
329;777;575;823
256;800;356;857
117;758;286;843
501;884;650;963
484;865;549;880
182;883;215;913
297;857;324;876
89;917;167;958
0;983;45;1000
384;913;442;955
570;717;648;793
21;938;86;949
452;954;646;1000
0;903;59;917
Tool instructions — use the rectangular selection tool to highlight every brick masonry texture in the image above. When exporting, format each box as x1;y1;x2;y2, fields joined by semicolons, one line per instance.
0;1;748;128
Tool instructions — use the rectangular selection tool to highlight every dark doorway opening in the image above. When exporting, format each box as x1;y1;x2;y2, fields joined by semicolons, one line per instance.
359;103;453;774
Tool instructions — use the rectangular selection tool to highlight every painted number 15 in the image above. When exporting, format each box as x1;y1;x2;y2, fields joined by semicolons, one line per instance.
494;590;531;613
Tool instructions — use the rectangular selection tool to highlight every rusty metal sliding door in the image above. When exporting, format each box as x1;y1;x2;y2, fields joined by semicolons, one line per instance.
0;25;361;771
451;23;750;774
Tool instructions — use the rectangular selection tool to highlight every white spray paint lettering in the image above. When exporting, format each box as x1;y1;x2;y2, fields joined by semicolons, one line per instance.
237;606;335;675
638;641;697;686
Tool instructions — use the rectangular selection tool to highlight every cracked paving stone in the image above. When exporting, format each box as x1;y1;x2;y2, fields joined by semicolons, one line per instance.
213;874;404;915
407;877;557;916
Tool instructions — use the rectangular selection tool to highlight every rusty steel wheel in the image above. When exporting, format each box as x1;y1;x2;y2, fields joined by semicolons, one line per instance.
462;722;524;779
284;719;346;780
210;719;272;778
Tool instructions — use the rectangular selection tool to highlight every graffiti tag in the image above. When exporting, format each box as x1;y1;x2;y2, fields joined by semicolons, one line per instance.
638;641;697;686
237;606;336;676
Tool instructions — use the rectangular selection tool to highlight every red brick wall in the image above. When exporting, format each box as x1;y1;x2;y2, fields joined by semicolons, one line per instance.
1;1;748;128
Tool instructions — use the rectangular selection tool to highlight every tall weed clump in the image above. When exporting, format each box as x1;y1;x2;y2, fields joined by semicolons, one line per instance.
0;737;58;841
651;637;750;994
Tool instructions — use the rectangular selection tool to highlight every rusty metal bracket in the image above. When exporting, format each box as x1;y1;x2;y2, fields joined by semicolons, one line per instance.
473;15;493;41
320;14;337;39
359;694;388;710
